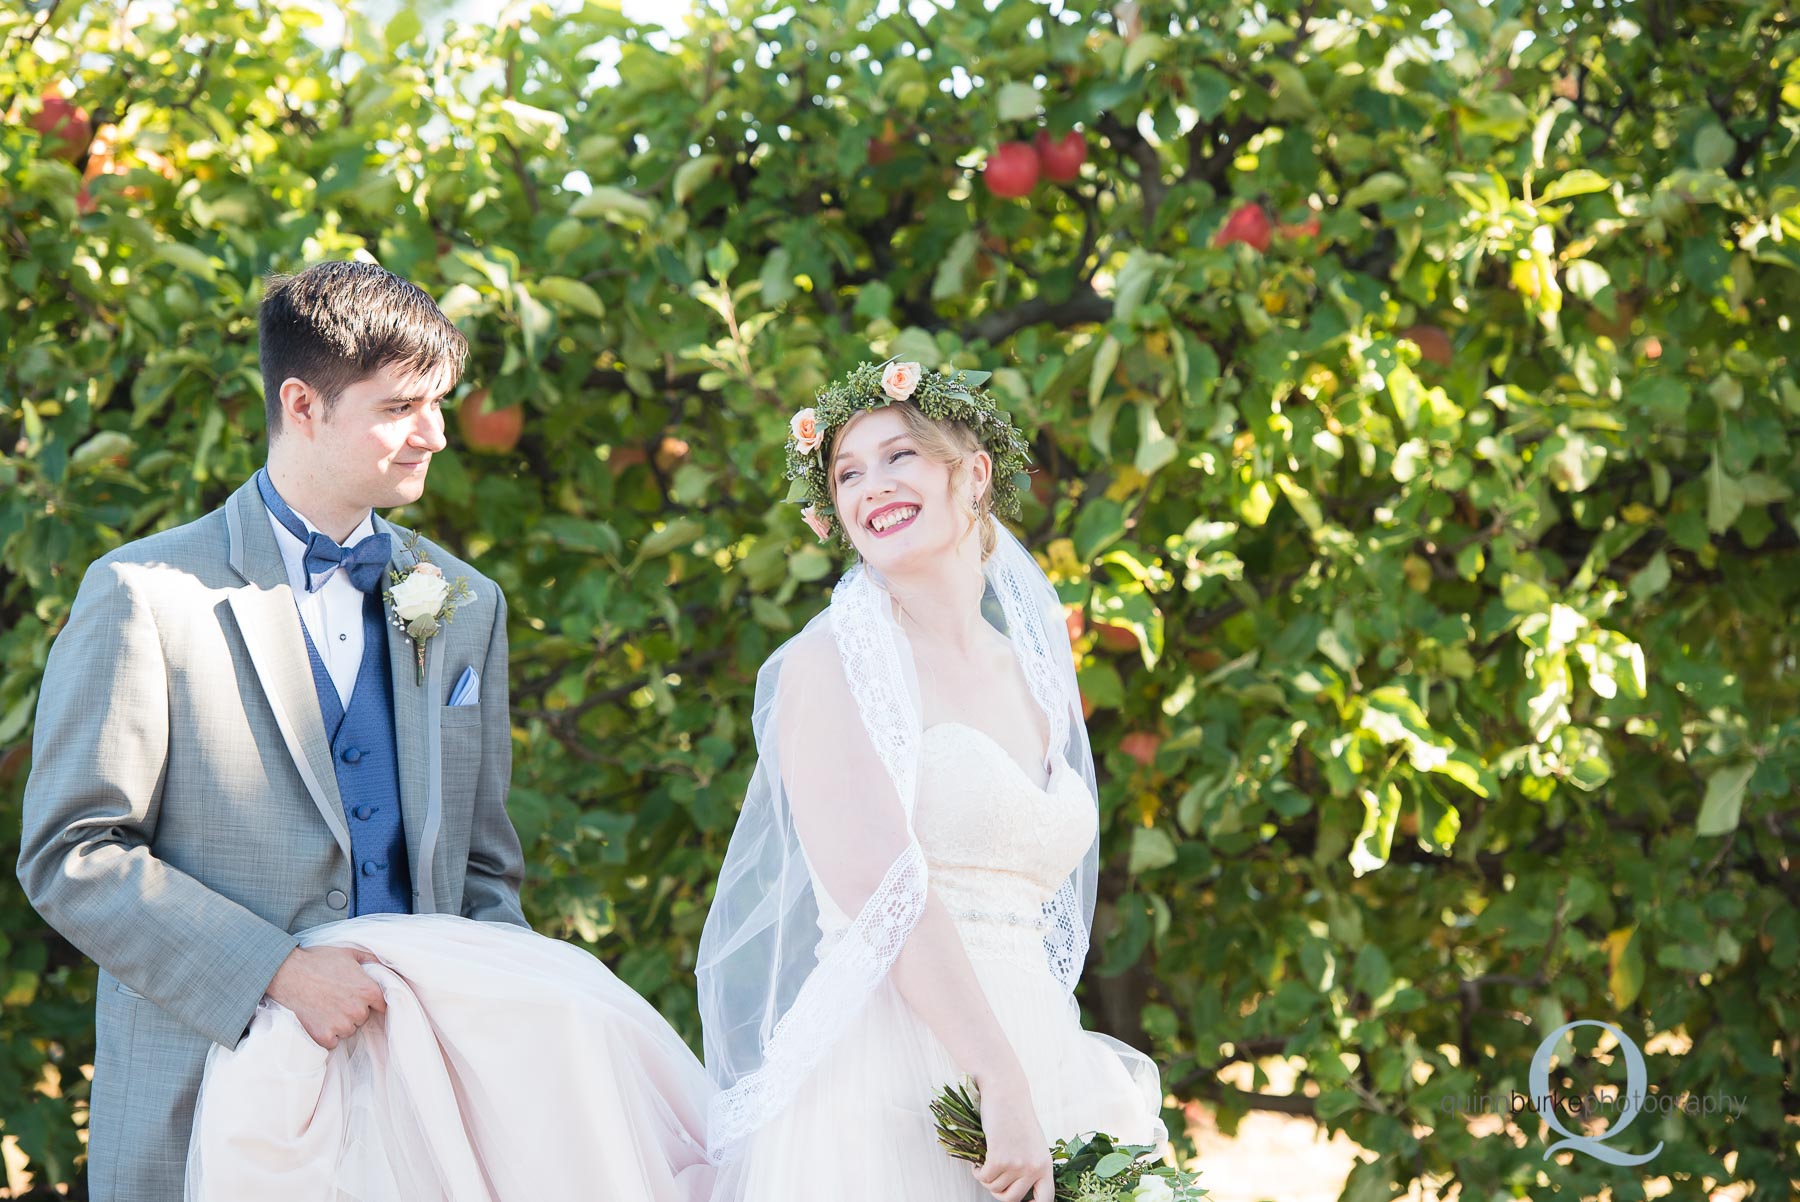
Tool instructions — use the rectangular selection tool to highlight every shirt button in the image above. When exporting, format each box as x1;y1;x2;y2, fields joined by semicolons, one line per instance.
341;747;362;764
327;889;348;910
361;860;378;876
339;633;347;641
353;805;375;821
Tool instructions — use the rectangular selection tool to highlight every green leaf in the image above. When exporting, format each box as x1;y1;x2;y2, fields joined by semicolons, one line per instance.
1078;661;1125;709
1274;472;1323;532
532;276;605;319
1088;334;1121;411
68;430;133;471
1342;172;1407;209
789;545;832;582
1540;168;1610;202
995;81;1041;122
635;518;704;562
1607;926;1645;1008
673;154;723;206
1187;66;1232;121
1696;761;1754;836
1349;782;1401;876
931;231;981;302
1073;498;1126;560
1564;260;1610;302
1707;456;1746;534
0;687;38;743
1128;827;1178;874
1133;401;1177;475
1693;121;1734;171
1095;1150;1137;1179
153;242;218;282
384;7;421;47
569;185;656;225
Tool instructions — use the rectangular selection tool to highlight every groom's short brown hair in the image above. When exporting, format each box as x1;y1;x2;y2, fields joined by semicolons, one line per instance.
259;261;468;440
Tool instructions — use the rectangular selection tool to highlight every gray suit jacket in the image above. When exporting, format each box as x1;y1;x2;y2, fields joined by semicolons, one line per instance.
17;477;528;1201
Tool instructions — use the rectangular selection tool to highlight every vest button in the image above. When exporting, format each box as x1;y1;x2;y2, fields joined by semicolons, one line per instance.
353;805;375;821
340;747;363;764
361;860;378;876
327;889;348;910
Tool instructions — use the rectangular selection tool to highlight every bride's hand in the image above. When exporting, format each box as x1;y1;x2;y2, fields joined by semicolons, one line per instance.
972;1073;1055;1202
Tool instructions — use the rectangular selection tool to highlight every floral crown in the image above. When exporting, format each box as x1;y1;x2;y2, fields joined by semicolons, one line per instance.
784;358;1032;543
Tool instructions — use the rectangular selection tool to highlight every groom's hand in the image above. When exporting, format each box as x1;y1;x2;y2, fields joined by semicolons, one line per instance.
265;946;387;1049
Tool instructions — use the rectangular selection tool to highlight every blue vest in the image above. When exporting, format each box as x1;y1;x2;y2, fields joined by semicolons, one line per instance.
300;594;411;916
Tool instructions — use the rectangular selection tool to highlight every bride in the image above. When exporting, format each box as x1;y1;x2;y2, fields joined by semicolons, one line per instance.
697;359;1164;1202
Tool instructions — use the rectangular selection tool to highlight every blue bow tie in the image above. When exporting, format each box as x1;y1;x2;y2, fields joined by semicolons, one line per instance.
255;468;391;594
300;531;392;594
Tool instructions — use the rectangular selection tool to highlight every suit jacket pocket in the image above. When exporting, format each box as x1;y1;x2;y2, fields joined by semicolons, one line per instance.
439;704;484;730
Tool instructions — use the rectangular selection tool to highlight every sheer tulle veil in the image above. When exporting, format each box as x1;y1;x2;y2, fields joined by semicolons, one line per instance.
696;523;1115;1161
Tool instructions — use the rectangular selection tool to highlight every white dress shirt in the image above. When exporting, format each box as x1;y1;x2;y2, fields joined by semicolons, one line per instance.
266;507;379;710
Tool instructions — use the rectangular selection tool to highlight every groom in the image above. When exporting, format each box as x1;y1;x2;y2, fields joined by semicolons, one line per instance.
17;261;528;1200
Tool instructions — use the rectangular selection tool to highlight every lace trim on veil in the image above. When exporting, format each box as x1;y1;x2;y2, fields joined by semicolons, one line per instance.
989;539;1089;991
705;568;928;1159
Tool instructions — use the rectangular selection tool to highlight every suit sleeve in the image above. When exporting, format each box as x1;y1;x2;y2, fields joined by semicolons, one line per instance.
459;583;528;927
15;559;299;1050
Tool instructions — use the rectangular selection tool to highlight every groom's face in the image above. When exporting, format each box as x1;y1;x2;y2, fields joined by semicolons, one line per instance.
303;362;453;511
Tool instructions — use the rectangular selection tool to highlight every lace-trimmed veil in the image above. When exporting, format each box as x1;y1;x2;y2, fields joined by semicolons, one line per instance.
695;525;1099;1161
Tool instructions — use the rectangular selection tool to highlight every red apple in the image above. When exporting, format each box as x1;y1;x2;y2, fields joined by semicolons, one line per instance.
606;446;648;476
1214;202;1272;252
654;435;690;472
1398;324;1453;366
1121;731;1163;767
1277;214;1321;239
31;95;91;163
1034;130;1087;183
983;141;1040;199
1093;619;1139;654
1064;605;1086;645
458;388;523;454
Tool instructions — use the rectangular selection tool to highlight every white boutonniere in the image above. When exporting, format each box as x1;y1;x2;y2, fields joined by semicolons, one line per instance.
384;535;472;685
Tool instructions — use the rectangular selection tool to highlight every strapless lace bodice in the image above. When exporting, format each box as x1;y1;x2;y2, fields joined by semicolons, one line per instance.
913;722;1095;965
809;722;1095;969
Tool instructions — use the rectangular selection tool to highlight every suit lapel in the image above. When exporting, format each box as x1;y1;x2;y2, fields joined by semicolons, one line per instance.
223;482;352;861
376;514;438;912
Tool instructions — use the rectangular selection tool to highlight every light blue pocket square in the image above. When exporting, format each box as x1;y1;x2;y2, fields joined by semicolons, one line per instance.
448;666;480;707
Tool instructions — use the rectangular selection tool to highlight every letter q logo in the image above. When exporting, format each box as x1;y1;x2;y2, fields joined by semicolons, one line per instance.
1529;1019;1663;1166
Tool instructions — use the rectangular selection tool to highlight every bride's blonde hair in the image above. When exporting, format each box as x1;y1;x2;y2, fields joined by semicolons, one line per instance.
830;404;997;561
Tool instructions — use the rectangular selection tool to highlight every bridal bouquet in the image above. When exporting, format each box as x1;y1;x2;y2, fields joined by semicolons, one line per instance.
932;1082;1205;1202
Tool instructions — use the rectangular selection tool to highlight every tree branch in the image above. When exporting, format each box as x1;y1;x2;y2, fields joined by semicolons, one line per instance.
965;284;1111;346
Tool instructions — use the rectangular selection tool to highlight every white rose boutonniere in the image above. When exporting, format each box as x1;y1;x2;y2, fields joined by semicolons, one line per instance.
384;537;473;685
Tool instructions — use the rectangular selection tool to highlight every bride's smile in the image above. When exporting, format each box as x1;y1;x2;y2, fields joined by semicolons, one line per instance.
866;503;920;535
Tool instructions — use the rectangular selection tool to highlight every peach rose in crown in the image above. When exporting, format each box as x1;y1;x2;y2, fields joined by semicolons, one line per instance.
800;505;832;543
790;407;822;453
880;361;921;402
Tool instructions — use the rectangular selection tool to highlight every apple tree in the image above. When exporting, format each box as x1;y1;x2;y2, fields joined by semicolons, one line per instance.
2;0;1796;1196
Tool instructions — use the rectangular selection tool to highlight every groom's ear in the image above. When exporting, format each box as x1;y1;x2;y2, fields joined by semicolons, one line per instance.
277;377;323;439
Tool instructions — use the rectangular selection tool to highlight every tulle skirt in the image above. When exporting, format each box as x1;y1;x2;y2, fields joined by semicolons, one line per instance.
185;914;714;1202
711;952;1165;1202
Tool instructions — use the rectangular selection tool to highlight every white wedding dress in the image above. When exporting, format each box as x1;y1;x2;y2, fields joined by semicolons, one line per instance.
187;729;1162;1202
184;914;715;1202
711;721;1165;1201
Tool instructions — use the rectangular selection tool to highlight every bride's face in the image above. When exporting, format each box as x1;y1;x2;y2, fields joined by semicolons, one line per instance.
830;407;987;572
